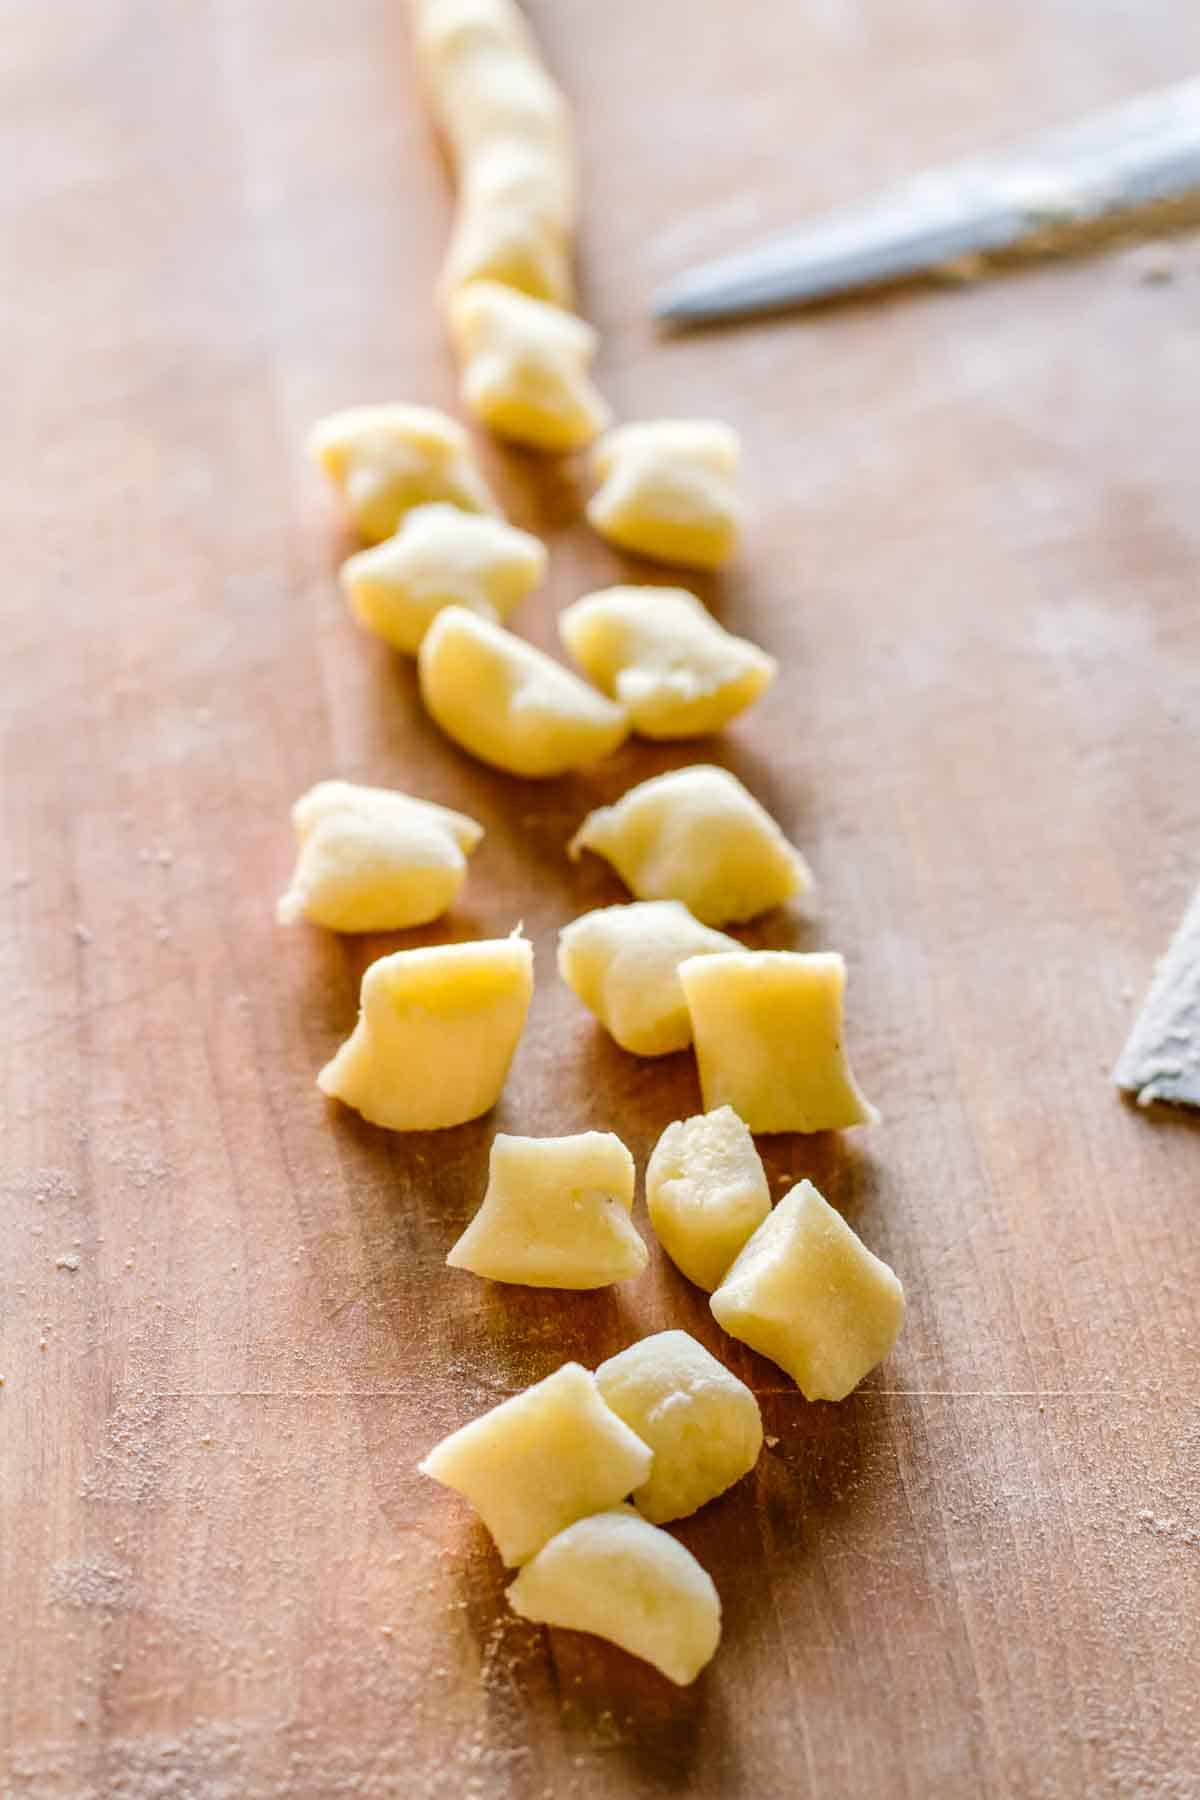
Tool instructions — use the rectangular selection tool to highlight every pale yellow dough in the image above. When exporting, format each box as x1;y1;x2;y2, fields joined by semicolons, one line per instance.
414;0;571;169
340;504;546;654
276;779;483;933
415;0;575;306
419;606;627;778
418;1362;652;1566
679;949;878;1135
569;764;811;926
446;1130;647;1288
317;932;532;1131
586;420;742;570
507;1507;721;1686
308;403;497;543
710;1180;904;1401
447;281;610;452
644;1106;771;1292
595;1331;762;1524
557;900;740;1056
441;143;574;307
558;585;775;739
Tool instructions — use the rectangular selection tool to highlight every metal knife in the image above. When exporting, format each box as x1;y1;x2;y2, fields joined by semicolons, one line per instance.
654;77;1200;326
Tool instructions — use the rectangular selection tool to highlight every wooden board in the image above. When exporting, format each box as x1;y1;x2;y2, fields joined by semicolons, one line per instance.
3;2;1199;1795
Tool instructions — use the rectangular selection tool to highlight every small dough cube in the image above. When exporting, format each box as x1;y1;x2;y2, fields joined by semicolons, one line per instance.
414;0;534;69
586;420;742;570
276;779;483;932
457;132;575;238
679;949;877;1134
447;281;610;452
317;932;532;1131
569;764;810;926
308;403;497;543
419;606;627;778
415;0;570;166
559;585;774;739
418;1362;652;1566
447;1131;647;1288
710;1180;903;1400
645;1106;770;1292
442;200;572;308
340;504;546;654
507;1507;721;1686
557;900;739;1056
595;1331;762;1523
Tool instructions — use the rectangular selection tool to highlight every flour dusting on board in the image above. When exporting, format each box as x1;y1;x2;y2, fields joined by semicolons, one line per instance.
49;1560;138;1615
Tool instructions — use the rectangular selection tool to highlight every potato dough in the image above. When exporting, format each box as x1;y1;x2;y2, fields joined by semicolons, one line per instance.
415;0;575;306
276;779;483;932
308;403;497;543
569;764;811;926
558;585;775;739
586;420;742;570
595;1331;763;1523
710;1180;904;1400
340;504;546;654
317;932;532;1131
645;1106;771;1292
447;281;610;452
414;0;571;169
418;1363;652;1567
679;949;878;1134
441;196;572;308
507;1507;721;1686
419;606;627;778
557;900;740;1057
440;137;574;307
447;1131;647;1288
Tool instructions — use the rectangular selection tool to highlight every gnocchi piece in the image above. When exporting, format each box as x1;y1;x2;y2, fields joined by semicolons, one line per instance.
340;504;546;654
414;0;572;169
276;779;483;932
317;932;532;1131
418;1362;652;1567
557;900;740;1057
569;764;811;926
710;1179;904;1401
308;403;497;543
447;281;610;452
447;1131;648;1288
456;132;575;241
441;195;573;308
507;1507;721;1686
440;139;574;307
419;606;627;778
559;585;774;739
595;1331;763;1524
678;950;878;1135
644;1107;771;1292
586;420;742;570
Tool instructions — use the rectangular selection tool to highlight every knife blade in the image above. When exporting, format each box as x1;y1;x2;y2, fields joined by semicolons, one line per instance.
654;77;1200;326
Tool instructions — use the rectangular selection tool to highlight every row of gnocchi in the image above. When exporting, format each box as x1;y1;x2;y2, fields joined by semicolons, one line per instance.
313;403;740;570
311;405;753;778
413;0;742;579
279;776;874;1136
441;1118;903;1404
419;1124;901;1683
285;0;901;1691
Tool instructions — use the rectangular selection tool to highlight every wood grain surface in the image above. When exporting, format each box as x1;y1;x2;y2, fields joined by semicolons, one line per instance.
3;3;1199;1796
